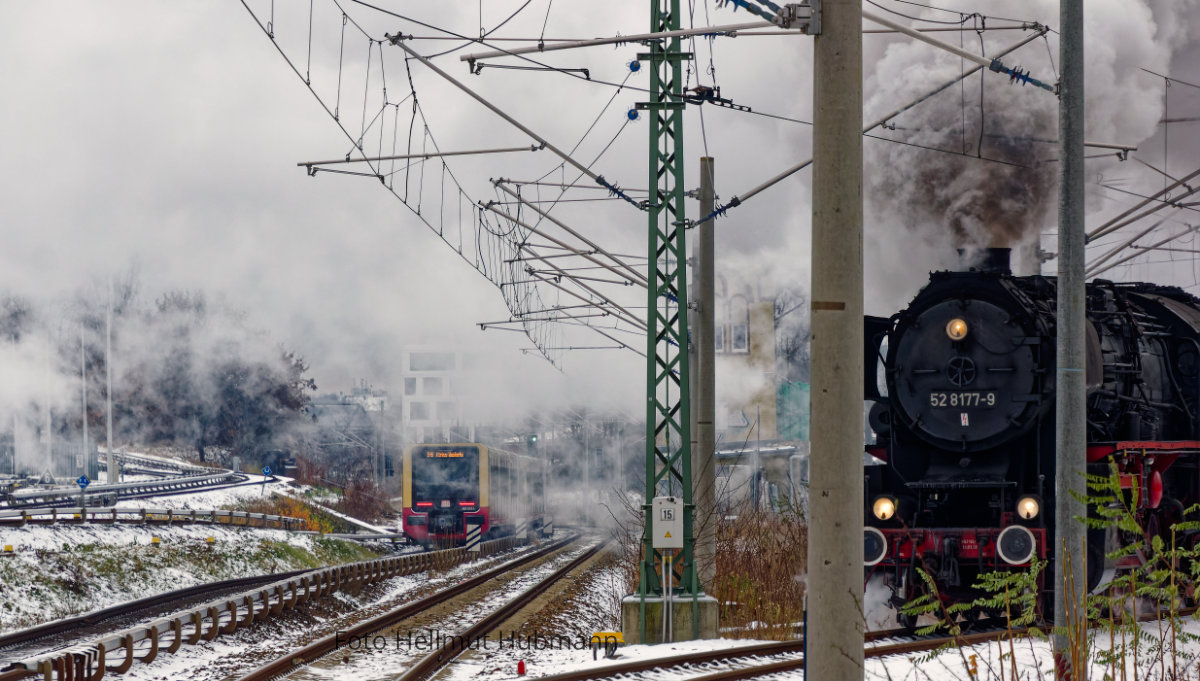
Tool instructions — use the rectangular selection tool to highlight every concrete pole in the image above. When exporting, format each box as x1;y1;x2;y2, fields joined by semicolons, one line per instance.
693;156;717;593
807;0;864;676
80;324;87;475
1054;0;1086;676
44;338;52;467
584;418;592;526
618;429;625;498
106;278;116;484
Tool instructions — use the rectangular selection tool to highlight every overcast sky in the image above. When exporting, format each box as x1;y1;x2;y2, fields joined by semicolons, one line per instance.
2;1;1197;416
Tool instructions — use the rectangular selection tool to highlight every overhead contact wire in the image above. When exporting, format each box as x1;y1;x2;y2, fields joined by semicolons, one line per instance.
390;37;643;210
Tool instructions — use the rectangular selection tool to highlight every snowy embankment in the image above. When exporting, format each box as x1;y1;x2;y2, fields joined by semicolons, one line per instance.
0;509;378;632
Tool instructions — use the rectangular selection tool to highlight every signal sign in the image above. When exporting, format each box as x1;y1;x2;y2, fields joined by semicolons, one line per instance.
76;475;90;489
466;521;482;553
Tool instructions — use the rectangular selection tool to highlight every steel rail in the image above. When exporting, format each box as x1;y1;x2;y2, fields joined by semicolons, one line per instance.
523;627;921;681
545;603;1200;681
0;507;305;530
98;451;213;476
0;570;309;652
13;537;532;681
394;539;610;681
671;628;1024;681
2;473;249;509
233;534;581;681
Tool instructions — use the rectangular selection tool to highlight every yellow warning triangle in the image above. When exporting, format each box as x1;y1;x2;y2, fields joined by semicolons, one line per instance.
664;531;672;538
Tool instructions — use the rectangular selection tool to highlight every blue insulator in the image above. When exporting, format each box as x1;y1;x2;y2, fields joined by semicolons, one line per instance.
629;60;641;73
627;108;640;121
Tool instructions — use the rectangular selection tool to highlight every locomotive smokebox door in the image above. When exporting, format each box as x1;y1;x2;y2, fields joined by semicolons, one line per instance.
652;496;684;549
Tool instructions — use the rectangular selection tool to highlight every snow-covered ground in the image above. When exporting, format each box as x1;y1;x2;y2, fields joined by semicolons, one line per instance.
0;513;377;631
8;516;1200;680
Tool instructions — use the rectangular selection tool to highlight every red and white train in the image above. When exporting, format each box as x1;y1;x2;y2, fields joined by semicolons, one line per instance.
401;443;548;546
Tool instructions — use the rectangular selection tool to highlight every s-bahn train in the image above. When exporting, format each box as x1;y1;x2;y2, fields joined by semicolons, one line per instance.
401;443;548;546
864;248;1200;624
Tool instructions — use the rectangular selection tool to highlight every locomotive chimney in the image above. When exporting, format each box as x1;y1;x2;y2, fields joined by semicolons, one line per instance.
956;247;1012;275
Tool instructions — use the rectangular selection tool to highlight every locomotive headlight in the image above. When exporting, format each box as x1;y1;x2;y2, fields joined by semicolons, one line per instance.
1016;495;1041;520
872;496;897;521
997;525;1036;565
865;527;888;566
946;318;969;341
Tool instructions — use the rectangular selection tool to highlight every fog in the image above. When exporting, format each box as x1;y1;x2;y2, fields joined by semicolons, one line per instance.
1;1;1197;441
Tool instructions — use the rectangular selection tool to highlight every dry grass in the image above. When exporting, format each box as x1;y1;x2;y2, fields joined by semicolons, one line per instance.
610;496;807;640
330;478;390;523
712;509;807;638
236;494;338;533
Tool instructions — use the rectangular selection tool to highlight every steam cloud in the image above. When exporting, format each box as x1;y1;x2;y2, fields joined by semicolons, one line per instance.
863;0;1200;298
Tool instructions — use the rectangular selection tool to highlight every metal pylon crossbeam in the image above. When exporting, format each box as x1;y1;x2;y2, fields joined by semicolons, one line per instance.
639;0;697;608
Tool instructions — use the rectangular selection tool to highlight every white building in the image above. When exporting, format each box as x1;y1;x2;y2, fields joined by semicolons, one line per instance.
399;346;475;444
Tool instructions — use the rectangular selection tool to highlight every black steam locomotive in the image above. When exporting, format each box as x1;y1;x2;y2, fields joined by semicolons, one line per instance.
864;248;1200;624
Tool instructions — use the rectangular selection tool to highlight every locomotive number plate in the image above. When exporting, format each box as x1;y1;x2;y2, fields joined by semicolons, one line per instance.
929;391;997;408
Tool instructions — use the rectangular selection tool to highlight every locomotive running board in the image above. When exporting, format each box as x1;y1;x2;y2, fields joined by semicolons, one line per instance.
1086;440;1200;462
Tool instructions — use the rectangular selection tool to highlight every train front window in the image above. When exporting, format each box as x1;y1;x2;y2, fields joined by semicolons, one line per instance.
412;447;479;507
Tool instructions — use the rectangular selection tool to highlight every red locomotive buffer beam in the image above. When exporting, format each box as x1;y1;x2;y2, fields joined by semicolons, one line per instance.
874;527;1048;565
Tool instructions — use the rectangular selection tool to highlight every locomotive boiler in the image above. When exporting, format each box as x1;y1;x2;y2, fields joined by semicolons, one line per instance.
863;248;1200;624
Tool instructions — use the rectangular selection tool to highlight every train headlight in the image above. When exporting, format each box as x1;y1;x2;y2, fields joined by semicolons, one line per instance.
996;525;1036;565
1016;495;1040;520
872;496;897;521
946;318;969;341
865;527;888;566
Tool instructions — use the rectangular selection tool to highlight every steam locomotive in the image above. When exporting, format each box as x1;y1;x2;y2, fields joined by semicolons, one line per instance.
863;248;1200;624
401;443;548;547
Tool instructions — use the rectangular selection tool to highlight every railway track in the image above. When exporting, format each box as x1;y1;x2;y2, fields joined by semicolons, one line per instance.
234;534;602;681
7;532;1192;681
517;623;1032;681
394;538;609;681
98;452;213;477
0;506;304;529
1;472;252;510
2;450;277;510
2;536;534;681
531;602;1200;681
0;570;309;660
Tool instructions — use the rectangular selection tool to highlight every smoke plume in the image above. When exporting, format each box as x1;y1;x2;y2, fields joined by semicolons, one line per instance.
863;0;1200;306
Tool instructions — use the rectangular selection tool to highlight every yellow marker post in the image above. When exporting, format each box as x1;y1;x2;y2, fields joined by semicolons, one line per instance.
151;536;161;546
590;632;624;660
